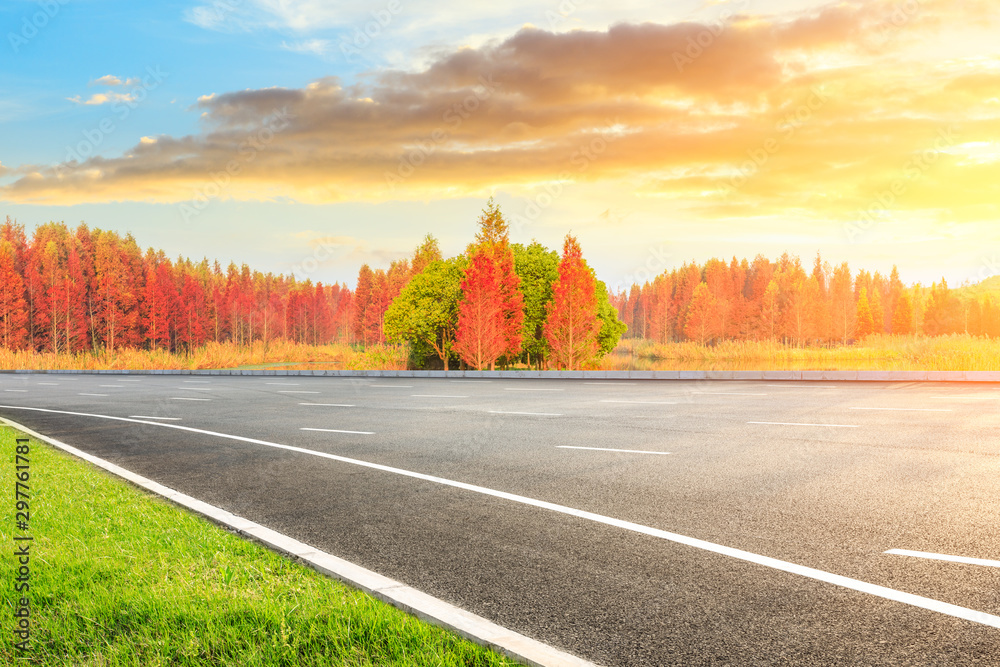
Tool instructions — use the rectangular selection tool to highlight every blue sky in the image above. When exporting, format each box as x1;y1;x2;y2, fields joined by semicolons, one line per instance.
3;0;1000;289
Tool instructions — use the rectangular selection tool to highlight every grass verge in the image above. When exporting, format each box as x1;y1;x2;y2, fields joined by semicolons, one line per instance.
0;426;520;666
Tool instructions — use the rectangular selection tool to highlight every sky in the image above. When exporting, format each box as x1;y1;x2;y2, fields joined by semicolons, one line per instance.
2;0;1000;292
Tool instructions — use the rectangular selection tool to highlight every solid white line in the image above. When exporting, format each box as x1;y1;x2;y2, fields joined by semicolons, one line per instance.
129;416;182;421
411;395;469;398
748;421;859;428
4;389;27;392
171;397;210;401
78;393;108;397
1;404;996;631
692;392;767;396
601;400;677;405
300;427;374;435
850;407;952;412
488;410;563;416
886;549;1000;568
279;390;320;394
558;446;671;455
299;403;355;407
0;415;593;667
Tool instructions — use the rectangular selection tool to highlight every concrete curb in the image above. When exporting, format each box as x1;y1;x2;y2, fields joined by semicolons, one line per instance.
1;418;597;667
3;368;1000;382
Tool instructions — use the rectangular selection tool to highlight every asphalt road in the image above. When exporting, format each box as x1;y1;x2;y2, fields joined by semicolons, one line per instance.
2;375;998;666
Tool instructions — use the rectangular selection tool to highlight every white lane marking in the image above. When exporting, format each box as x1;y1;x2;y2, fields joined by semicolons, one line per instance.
886;549;1000;568
585;382;637;385
171;397;210;401
267;382;300;386
450;380;491;383
929;396;1000;400
37;382;59;385
99;385;124;388
2;404;997;631
117;379;142;382
849;407;953;412
183;380;211;383
370;384;414;388
278;390;320;394
692;392;767;396
300;427;374;435
601;400;677;405
748;421;859;428
129;416;182;421
411;395;469;398
488;410;563;416
78;393;108;397
558;446;671;455
504;388;564;392
181;387;213;391
299;403;355;407
4;389;27;393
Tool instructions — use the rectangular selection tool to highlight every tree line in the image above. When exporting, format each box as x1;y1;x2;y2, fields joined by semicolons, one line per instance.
611;253;1000;346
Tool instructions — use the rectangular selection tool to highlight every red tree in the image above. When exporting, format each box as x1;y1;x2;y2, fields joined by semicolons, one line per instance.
0;240;28;350
544;235;600;370
454;252;506;370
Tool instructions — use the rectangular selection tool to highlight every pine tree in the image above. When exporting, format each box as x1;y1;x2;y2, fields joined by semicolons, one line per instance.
544;235;600;370
855;287;875;338
684;282;720;345
0;240;28;350
454;251;506;370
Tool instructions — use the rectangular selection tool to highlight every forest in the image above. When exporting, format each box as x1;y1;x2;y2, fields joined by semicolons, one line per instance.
1;200;998;371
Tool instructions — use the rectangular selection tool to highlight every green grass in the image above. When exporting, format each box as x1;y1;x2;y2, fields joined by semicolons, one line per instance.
0;427;521;666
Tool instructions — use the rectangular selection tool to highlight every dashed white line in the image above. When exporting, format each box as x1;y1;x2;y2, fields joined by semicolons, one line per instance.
3;404;996;631
748;421;859;428
99;385;124;388
4;389;27;393
601;400;677;405
299;403;355;407
370;385;414;388
504;388;564;392
181;387;213;391
267;382;300;386
488;410;563;416
117;379;142;382
183;380;211;383
37;382;59;386
78;393;108;397
278;390;320;394
886;549;1000;568
411;395;469;398
558;446;671;455
300;427;374;435
171;397;210;401
849;407;952;412
585;382;637;385
450;380;491;383
129;416;182;421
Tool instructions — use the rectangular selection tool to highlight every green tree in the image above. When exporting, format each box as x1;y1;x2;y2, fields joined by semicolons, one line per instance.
384;257;466;370
595;278;627;357
513;241;559;369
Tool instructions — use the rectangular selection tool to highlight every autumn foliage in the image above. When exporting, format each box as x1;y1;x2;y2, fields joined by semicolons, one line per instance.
544;235;600;369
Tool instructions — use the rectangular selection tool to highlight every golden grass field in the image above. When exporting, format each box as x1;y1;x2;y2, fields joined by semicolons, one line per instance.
0;335;997;371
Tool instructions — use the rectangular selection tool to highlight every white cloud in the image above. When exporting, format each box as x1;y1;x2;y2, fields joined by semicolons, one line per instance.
67;92;137;106
280;39;334;56
90;75;142;87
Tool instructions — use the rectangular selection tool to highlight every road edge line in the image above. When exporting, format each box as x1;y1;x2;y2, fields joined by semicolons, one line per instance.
0;417;597;667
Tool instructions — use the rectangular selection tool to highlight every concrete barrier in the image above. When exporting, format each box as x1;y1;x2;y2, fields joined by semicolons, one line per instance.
3;368;999;382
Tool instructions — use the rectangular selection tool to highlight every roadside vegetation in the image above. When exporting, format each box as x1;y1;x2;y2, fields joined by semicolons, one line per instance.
0;428;519;666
